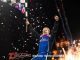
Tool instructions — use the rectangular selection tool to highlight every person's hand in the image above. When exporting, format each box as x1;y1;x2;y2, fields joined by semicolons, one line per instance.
26;19;30;25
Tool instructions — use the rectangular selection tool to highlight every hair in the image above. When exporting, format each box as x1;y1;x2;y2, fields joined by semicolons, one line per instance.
42;27;50;34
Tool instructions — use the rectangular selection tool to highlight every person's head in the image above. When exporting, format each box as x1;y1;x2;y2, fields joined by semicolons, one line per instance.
56;42;60;47
54;15;59;21
42;27;50;35
52;50;58;55
78;43;80;46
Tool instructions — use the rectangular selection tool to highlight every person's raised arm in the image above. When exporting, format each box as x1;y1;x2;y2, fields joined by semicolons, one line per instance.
26;20;40;38
62;48;66;56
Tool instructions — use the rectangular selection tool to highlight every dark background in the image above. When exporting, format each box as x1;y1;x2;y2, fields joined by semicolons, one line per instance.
0;0;80;59
63;0;80;39
29;0;80;39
